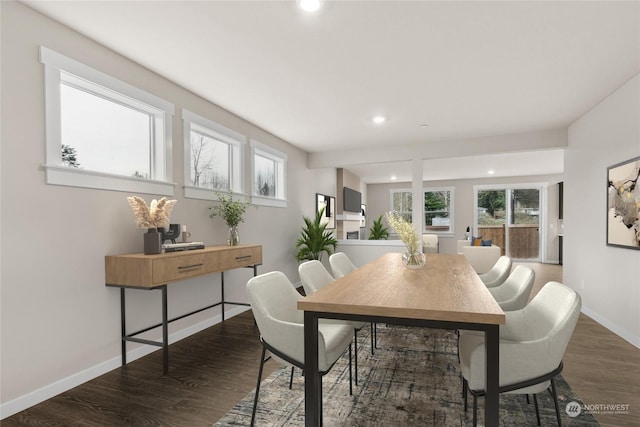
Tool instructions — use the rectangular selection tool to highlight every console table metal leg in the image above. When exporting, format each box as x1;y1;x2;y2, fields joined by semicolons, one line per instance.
120;288;126;366
161;285;169;376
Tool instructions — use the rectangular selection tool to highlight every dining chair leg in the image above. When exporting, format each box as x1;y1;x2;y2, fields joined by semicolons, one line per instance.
463;378;468;407
251;345;267;427
533;394;541;426
353;329;358;386
348;344;353;396
374;323;378;349
550;378;563;427
472;394;478;427
289;366;295;389
370;322;376;354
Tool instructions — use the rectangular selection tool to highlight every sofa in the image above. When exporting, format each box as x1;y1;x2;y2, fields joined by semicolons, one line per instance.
457;240;501;274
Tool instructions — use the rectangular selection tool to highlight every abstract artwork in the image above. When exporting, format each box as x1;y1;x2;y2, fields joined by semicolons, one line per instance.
607;156;640;249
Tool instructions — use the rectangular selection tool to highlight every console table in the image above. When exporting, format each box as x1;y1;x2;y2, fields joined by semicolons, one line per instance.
105;244;262;375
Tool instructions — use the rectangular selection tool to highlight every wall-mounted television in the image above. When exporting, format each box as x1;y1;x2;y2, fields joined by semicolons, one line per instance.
343;187;362;213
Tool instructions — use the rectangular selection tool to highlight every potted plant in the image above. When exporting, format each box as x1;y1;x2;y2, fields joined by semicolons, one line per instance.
295;207;338;262
209;191;251;246
368;215;389;240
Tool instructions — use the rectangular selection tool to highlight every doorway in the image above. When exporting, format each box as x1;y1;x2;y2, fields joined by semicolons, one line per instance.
475;186;542;261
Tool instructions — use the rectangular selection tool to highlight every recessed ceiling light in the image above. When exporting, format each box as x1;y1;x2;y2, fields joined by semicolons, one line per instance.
372;116;386;124
390;175;397;181
419;123;429;128
298;0;322;12
488;170;495;175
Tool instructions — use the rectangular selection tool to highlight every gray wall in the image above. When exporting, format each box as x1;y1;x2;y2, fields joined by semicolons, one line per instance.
366;174;563;260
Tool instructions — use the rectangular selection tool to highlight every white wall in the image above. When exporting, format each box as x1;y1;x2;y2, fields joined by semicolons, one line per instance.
0;2;335;417
564;73;640;348
366;173;564;260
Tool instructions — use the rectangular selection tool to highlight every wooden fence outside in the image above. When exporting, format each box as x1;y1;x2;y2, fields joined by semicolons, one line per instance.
477;224;539;259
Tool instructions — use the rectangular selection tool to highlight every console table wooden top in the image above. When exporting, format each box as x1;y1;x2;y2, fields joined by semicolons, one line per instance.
105;244;262;288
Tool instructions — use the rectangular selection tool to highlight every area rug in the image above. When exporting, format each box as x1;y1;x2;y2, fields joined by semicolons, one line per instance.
214;324;599;426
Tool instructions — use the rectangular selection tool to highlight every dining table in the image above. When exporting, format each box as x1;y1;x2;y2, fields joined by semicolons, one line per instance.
297;252;505;426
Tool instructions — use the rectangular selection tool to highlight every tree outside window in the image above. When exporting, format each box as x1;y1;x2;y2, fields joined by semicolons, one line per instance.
424;188;454;233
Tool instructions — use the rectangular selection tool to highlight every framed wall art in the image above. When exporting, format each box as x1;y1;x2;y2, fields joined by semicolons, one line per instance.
316;193;335;229
607;156;640;249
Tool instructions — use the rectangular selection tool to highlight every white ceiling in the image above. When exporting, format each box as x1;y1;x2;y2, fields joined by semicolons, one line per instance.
23;0;640;183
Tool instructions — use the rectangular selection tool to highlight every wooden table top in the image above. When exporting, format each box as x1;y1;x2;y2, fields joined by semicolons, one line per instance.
297;253;505;325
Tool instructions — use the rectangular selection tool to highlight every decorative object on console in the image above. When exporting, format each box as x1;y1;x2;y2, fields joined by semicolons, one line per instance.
127;196;177;254
158;224;180;243
181;225;192;243
385;211;425;268
465;226;471;240
295;207;338;262
208;190;253;246
607;156;640;250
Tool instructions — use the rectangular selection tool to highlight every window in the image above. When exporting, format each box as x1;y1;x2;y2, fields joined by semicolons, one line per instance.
250;140;287;207
390;187;455;234
390;189;412;222
40;47;174;194
182;110;244;200
424;187;454;234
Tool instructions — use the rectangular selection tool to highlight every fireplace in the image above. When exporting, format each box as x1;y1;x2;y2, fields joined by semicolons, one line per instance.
346;231;359;240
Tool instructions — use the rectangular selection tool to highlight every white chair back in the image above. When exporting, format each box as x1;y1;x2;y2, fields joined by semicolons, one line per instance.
516;281;582;368
488;265;534;311
247;272;303;350
299;260;334;296
422;234;439;253
329;252;357;279
478;256;512;288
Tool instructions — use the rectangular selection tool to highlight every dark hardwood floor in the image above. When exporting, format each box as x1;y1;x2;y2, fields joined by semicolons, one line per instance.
3;263;639;426
2;311;279;427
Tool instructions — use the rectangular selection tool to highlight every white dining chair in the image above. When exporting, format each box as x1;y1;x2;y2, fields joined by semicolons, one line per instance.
299;260;364;385
329;252;357;279
329;252;377;353
488;265;535;311
422;234;439;253
459;281;582;426
247;271;353;426
478;256;512;288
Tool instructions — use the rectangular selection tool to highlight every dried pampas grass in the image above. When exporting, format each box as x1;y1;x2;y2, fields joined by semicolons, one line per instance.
127;196;177;229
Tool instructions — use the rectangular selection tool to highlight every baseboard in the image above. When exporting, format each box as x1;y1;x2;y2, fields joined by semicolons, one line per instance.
581;305;640;349
0;305;251;420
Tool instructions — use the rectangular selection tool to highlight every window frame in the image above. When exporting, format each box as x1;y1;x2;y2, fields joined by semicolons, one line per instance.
182;109;245;200
40;46;175;195
389;189;413;223
424;186;455;236
250;140;287;208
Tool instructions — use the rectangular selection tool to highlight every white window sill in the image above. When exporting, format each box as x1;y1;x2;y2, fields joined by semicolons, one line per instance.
43;164;175;195
250;195;287;208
